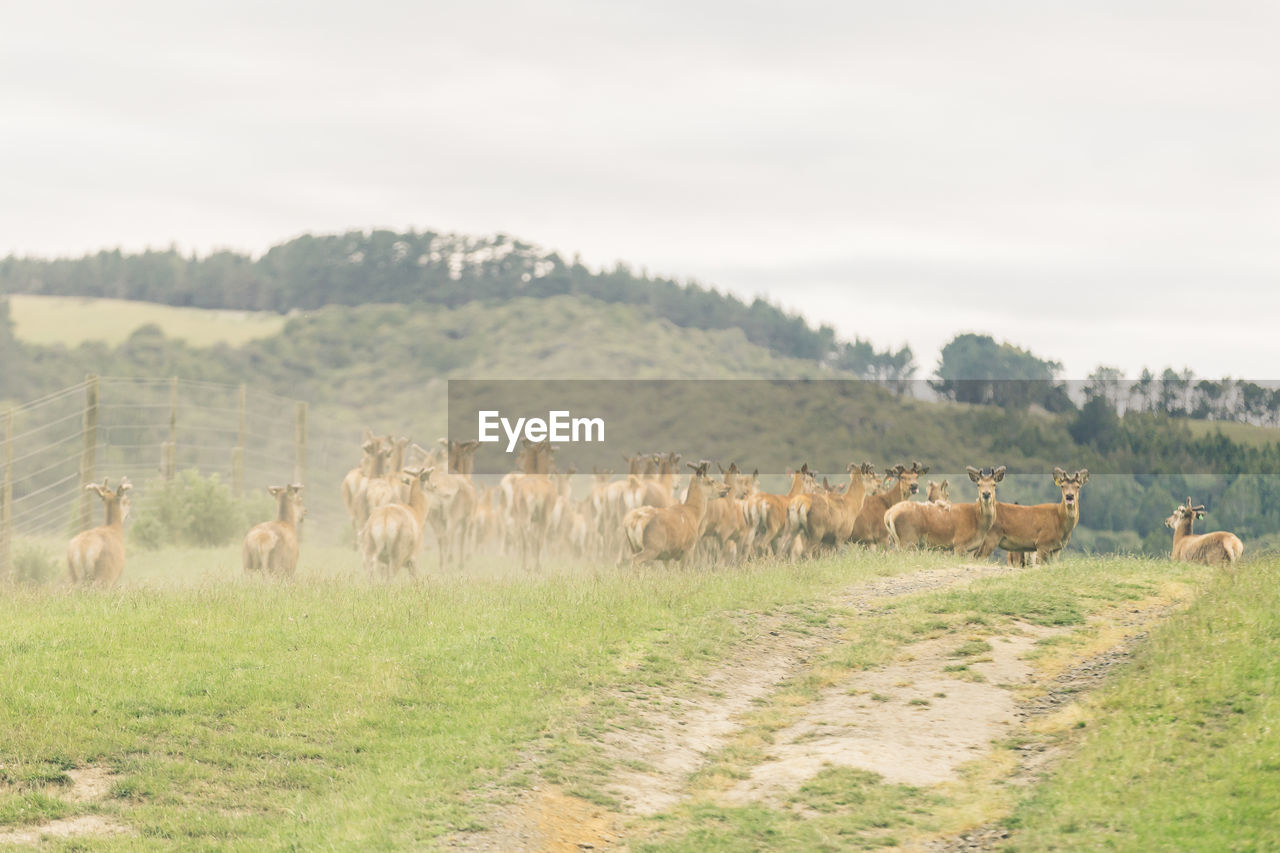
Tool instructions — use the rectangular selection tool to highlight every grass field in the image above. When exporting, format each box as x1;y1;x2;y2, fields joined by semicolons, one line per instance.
1182;416;1280;449
1;547;1276;851
7;294;286;348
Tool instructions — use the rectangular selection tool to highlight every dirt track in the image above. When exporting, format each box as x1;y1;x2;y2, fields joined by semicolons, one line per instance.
450;562;1188;852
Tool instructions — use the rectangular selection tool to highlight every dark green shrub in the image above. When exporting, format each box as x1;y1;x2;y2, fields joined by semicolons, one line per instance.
130;470;274;549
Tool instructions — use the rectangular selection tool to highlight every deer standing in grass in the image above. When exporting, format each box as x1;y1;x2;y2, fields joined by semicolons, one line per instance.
243;484;306;577
698;464;760;564
850;462;929;546
886;466;1003;553
425;439;479;570
511;440;559;571
977;468;1088;565
623;461;723;566
67;477;132;587
746;465;817;556
361;467;433;579
349;439;394;535
341;430;376;515
1165;498;1244;566
789;462;877;558
342;433;379;541
364;435;410;509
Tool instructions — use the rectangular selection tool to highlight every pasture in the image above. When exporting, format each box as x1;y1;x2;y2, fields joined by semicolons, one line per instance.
6;295;286;349
2;544;1277;850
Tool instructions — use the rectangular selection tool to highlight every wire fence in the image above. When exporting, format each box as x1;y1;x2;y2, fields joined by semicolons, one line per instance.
1;376;362;575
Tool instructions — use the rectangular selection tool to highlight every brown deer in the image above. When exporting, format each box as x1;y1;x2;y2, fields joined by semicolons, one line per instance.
589;467;618;559
699;464;760;563
746;465;817;556
360;467;433;579
466;486;502;556
850;461;929;546
342;433;380;539
511;440;559;571
67;477;132;587
623;461;723;566
341;430;377;517
977;468;1089;564
1165;498;1244;566
789;462;877;557
364;435;409;510
351;439;395;533
926;480;950;504
885;466;1004;553
424;439;479;570
243;484;306;577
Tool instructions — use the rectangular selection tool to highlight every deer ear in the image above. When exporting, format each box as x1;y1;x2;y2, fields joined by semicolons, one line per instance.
967;466;981;482
919;466;930;475
1076;469;1089;484
941;480;949;489
994;466;1006;481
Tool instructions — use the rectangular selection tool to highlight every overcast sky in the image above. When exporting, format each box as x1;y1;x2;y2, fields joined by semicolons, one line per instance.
3;1;1277;379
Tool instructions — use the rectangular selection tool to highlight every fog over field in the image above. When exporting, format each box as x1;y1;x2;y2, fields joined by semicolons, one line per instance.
3;1;1278;378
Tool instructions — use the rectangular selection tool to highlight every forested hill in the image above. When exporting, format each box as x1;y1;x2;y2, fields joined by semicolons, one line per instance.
0;230;910;377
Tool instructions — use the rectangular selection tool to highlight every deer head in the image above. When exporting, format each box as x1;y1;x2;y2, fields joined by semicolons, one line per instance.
1051;467;1089;507
966;465;1006;508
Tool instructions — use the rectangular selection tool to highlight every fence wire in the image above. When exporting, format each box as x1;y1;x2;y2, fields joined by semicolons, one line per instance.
2;377;361;559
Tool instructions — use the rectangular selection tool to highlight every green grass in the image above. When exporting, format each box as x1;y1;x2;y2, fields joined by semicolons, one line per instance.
4;549;1275;851
8;294;286;348
1182;417;1280;449
0;546;944;850
1007;560;1280;851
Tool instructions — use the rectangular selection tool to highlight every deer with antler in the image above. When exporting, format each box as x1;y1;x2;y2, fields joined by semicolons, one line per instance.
886;466;1003;553
1165;498;1244;566
977;467;1088;565
789;462;877;558
623;461;726;566
67;477;132;587
698;463;760;564
849;461;929;546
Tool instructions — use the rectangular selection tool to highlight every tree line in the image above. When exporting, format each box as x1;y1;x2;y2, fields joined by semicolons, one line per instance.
0;230;914;383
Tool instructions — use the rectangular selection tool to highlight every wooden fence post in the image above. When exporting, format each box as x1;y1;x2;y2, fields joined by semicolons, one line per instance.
163;376;177;481
232;384;246;496
1;409;13;583
76;375;99;534
294;401;307;487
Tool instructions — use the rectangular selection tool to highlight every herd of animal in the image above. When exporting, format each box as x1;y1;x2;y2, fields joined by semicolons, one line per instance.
61;434;1246;587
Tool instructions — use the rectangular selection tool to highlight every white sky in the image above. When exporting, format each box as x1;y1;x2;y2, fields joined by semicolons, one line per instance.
2;1;1277;379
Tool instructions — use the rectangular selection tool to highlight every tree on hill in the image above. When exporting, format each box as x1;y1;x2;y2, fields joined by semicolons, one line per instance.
2;229;901;367
931;333;1069;410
